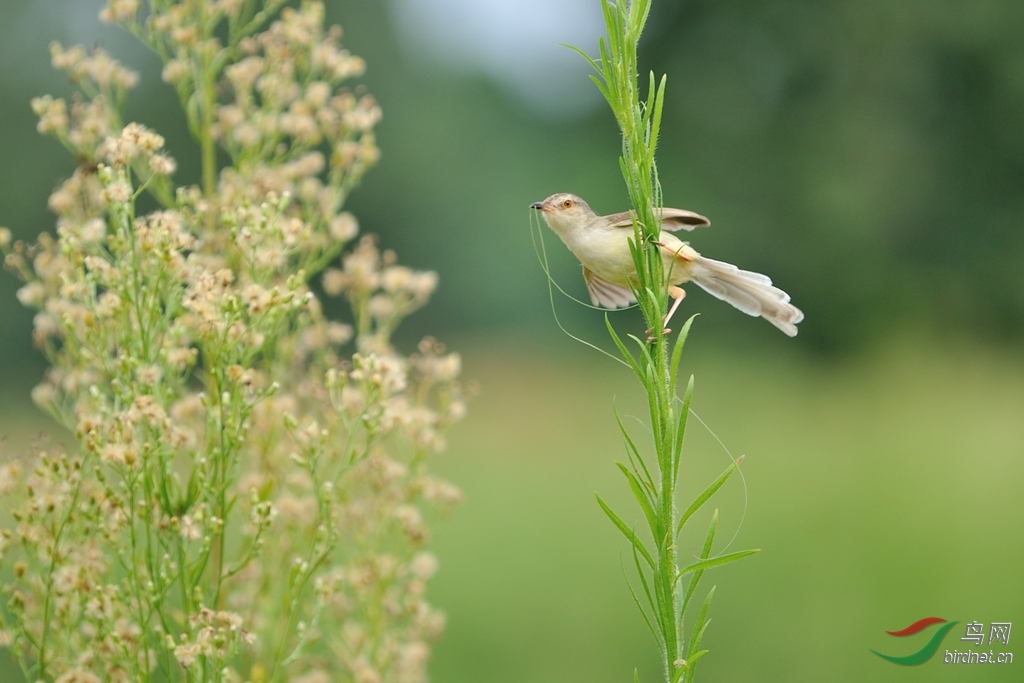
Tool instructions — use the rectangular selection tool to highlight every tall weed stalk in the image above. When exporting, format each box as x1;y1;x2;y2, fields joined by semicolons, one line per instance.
569;2;757;681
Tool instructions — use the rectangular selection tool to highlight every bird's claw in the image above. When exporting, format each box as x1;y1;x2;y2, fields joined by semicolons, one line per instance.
645;327;672;344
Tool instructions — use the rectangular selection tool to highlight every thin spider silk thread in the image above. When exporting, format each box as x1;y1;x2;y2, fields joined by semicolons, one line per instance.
529;209;629;311
687;407;749;557
530;211;630;368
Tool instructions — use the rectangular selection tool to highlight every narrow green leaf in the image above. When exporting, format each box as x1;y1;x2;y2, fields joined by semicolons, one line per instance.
643;286;661;313
668;336;684;400
682;510;718;613
605;314;643;382
649;73;667;167
603;2;620;53
672;374;694;483
616;461;658;539
627;230;643;277
624;572;658;643
630;354;663;456
643;71;656;126
678;550;760;578
701;509;718;559
637;0;652;30
643;117;651;171
589;75;613;106
619;156;632;192
669;314;697;397
676;457;738;536
562;43;602;74
595;494;655;569
600;0;612;35
614;407;653;488
598;38;613;104
632;541;657;623
682;587;716;683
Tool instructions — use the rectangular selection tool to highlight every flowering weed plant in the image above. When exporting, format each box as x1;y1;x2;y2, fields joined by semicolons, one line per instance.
0;2;463;682
569;2;757;681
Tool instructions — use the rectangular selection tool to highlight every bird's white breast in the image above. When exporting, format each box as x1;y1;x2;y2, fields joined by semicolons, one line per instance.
557;226;696;287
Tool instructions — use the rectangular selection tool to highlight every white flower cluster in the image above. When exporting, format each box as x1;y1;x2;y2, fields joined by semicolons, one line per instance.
0;3;463;683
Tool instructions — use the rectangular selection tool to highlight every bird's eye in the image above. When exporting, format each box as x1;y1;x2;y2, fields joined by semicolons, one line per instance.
562;199;573;209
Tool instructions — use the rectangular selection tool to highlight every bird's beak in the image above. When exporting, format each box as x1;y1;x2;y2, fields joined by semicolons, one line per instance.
529;201;545;211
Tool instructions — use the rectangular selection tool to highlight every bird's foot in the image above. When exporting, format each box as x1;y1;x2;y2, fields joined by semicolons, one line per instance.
645;327;672;344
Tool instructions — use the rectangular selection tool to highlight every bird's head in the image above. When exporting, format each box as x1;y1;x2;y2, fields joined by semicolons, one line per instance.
529;193;596;235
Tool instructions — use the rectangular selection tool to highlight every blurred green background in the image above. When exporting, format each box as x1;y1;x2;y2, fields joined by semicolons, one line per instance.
1;1;1022;681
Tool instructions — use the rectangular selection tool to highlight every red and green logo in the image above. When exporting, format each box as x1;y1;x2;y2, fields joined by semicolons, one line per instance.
872;617;959;665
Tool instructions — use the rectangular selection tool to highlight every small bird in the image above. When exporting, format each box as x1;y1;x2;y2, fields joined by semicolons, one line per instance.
530;193;803;336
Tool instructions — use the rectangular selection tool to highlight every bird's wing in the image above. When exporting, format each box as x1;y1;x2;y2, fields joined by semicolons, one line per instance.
606;208;711;232
583;267;635;309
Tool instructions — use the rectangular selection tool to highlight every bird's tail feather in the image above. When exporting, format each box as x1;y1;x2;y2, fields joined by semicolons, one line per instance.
691;256;804;336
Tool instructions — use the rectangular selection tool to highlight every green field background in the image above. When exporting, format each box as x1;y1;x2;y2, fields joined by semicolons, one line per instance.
1;1;1023;681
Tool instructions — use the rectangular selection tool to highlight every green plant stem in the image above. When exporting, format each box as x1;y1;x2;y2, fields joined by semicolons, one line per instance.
584;0;763;665
582;2;750;681
605;1;686;676
654;340;680;673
